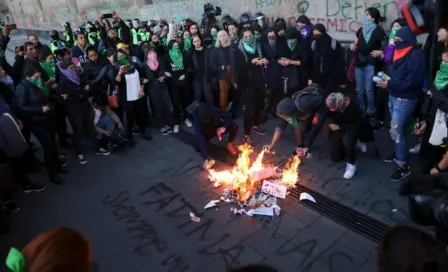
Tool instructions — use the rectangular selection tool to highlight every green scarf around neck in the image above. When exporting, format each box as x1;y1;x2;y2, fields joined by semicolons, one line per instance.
118;56;136;73
435;62;448;90
183;36;192;51
169;47;184;69
40;61;56;80
287;39;297;51
26;77;50;97
242;37;256;54
389;27;399;44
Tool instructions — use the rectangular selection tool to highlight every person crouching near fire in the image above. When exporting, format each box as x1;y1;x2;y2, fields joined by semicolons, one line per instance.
192;103;238;169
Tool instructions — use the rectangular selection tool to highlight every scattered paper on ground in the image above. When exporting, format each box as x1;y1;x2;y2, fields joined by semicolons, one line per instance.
247;207;274;216
299;192;316;203
261;180;287;199
204;200;220;209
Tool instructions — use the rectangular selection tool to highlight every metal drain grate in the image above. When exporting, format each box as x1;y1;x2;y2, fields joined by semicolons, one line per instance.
172;129;391;242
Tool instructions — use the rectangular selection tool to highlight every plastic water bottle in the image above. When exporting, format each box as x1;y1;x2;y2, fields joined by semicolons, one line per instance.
373;76;383;83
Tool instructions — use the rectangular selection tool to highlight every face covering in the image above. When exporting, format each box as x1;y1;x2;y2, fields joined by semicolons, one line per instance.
26;76;50;97
118;56;130;66
287;39;297;51
147;51;159;71
169;46;184;69
326;92;350;112
60;67;80;85
40;61;56;80
268;37;276;48
183;36;192;51
254;34;262;41
435;62;448;90
362;17;377;43
299;25;312;39
242;36;256;54
389;27;399;44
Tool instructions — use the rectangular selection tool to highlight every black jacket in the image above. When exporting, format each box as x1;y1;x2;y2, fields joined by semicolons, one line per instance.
278;39;313;90
82;60;109;97
261;39;284;90
56;76;90;115
99;20;130;50
165;52;192;87
13;80;54;124
190;47;213;84
209;45;240;84
12;57;49;86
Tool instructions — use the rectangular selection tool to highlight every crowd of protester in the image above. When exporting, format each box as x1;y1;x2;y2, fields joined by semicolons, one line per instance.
0;6;447;271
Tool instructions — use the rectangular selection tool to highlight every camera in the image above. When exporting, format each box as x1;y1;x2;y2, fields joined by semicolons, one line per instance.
400;173;448;244
201;3;222;33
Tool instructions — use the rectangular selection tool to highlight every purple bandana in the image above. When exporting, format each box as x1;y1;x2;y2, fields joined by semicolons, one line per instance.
60;68;80;85
300;24;312;39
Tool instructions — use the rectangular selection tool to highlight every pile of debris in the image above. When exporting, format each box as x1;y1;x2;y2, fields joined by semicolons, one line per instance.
203;144;301;217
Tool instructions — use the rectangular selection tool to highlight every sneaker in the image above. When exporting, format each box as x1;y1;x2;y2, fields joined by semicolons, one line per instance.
162;126;173;135
243;135;254;146
356;140;367;153
409;143;421;154
226;102;233;111
78;154;88;164
184;119;192;127
133;128;142;136
343;163;357;179
59;153;71;160
96;148;110;156
383;154;396;163
23;184;45;194
252;126;267;135
59;160;68;168
174;125;179;133
390;165;411;182
4;200;19;213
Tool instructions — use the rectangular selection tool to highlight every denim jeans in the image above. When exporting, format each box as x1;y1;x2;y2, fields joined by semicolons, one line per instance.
355;65;375;114
97;115;115;134
389;95;418;166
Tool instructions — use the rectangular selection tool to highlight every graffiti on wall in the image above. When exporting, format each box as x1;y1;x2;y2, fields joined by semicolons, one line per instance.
10;0;403;40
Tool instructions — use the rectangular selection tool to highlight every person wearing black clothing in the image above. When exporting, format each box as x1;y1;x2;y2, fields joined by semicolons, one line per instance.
192;104;238;167
14;65;63;185
352;7;386;118
71;33;90;66
191;35;214;106
28;34;51;56
278;27;312;97
295;15;314;85
227;22;240;45
143;45;173;135
236;28;268;145
56;60;110;164
310;24;346;96
165;40;193;133
210;30;239;112
83;46;109;98
12;42;51;86
109;49;152;144
325;92;371;179
262;27;284;114
98;12;130;51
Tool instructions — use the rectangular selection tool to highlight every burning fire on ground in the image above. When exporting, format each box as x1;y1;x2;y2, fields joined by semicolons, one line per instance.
208;144;300;203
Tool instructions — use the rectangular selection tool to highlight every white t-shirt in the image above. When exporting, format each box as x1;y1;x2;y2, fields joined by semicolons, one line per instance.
93;108;101;125
125;70;140;101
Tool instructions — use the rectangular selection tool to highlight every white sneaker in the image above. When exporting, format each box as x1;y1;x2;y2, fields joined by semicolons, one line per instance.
184;119;192;127
343;163;357;179
174;125;179;133
409;143;421;154
356;140;367;153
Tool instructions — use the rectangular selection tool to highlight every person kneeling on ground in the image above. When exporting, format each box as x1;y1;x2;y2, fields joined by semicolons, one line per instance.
325;92;372;179
192;104;238;168
92;95;125;151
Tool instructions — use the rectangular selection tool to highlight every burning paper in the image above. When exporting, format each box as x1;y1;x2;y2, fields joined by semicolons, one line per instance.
299;192;316;203
261;180;287;199
250;167;277;182
247;207;274;216
204;200;220;209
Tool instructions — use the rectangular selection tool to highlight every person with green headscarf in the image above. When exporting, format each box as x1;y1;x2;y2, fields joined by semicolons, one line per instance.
237;27;268;146
181;30;192;52
210;26;219;48
165;40;192;133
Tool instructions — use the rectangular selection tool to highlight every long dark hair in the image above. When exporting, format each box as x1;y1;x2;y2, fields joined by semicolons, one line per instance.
365;7;386;25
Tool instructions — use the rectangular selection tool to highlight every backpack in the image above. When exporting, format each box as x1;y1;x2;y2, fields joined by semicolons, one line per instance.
291;83;324;100
311;39;337;52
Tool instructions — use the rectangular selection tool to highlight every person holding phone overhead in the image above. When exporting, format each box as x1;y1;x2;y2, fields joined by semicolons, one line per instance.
98;12;130;52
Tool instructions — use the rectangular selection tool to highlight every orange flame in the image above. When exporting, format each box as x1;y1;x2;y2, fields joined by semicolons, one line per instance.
281;156;301;187
208;144;300;201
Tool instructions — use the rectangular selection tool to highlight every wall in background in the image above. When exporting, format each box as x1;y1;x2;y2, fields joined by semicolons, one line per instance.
5;0;406;41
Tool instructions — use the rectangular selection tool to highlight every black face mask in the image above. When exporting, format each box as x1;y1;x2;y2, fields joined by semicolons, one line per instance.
154;41;161;46
313;34;322;39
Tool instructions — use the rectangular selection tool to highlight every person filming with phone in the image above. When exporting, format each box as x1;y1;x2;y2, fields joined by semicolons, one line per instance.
98;12;130;52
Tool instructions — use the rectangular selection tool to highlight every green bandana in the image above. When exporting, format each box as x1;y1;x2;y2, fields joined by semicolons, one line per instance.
26;77;50;97
435;62;448;90
287;39;297;51
40;61;56;80
242;37;256;54
6;247;25;272
118;56;135;73
389;27;399;44
254;34;262;41
169;47;184;69
283;115;299;127
0;50;5;58
183;36;192;51
161;35;168;47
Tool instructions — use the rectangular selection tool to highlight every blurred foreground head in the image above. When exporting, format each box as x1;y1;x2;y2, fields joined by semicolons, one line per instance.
231;264;278;272
22;227;92;272
378;225;448;272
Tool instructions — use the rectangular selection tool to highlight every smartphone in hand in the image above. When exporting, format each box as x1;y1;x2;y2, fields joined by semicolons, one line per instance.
7;24;17;30
103;13;113;19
